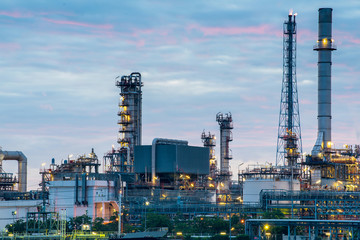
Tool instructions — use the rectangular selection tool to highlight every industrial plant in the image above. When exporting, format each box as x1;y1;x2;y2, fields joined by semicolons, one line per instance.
1;7;360;240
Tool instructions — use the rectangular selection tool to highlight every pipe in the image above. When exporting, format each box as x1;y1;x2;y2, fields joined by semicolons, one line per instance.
151;138;188;185
124;146;130;172
313;8;336;155
75;174;80;205
82;173;87;205
130;72;142;146
0;151;27;192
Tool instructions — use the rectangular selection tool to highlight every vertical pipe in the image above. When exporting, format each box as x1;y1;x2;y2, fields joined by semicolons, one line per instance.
287;14;295;131
314;8;336;150
288;224;290;240
118;178;122;237
75;174;79;205
82;173;87;205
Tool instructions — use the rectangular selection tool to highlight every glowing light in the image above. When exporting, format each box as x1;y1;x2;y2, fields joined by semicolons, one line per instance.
323;38;328;44
176;232;183;236
220;232;226;235
145;201;150;206
264;224;270;230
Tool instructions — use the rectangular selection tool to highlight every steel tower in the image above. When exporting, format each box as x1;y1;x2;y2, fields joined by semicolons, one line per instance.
201;131;217;178
276;12;302;166
104;72;143;173
216;112;233;191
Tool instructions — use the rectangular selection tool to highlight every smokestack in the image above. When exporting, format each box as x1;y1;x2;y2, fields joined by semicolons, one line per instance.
312;8;336;156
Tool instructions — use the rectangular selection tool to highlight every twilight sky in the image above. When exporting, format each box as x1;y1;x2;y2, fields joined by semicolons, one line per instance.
1;1;360;190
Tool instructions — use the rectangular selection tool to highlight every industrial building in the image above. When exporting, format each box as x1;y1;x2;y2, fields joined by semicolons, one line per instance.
0;7;359;239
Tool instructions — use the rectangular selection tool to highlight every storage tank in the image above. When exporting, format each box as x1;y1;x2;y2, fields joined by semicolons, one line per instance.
243;178;300;203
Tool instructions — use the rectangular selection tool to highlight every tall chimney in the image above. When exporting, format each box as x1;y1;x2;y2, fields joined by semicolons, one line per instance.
312;8;336;157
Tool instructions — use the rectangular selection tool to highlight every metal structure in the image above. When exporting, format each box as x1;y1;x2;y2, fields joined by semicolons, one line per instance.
104;72;143;174
201;131;217;178
312;8;336;158
127;202;261;224
246;219;360;240
276;12;302;167
0;150;27;192
60;209;66;240
216;113;233;178
260;190;360;220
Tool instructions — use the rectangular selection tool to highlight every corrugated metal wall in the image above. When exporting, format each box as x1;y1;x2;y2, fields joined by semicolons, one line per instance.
134;145;209;175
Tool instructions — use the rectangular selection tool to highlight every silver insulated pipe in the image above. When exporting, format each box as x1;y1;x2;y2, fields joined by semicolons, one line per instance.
313;8;336;155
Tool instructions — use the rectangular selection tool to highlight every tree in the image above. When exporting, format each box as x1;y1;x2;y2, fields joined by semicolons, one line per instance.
6;219;26;233
144;213;172;231
67;214;91;231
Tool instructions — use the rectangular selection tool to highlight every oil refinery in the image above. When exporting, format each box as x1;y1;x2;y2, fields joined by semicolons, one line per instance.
1;7;360;240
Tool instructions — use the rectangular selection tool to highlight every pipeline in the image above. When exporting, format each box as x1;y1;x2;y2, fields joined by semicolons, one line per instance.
0;150;27;192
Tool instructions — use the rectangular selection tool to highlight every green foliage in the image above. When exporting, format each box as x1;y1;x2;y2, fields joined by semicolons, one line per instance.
173;216;229;235
67;214;91;231
210;234;229;240
262;209;285;219
6;219;26;233
235;235;250;240
143;213;172;230
262;210;287;235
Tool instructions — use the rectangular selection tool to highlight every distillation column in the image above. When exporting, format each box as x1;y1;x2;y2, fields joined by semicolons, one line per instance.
216;112;233;191
201;131;217;178
312;8;336;158
115;72;143;172
276;11;302;167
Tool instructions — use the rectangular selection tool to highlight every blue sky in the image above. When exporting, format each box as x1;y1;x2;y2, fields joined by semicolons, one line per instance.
1;1;360;190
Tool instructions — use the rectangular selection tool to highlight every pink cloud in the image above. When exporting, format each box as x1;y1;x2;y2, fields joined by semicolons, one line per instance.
188;23;280;37
300;99;313;105
334;93;356;98
0;43;21;50
0;11;31;18
40;104;54;111
334;30;360;46
44;18;113;30
297;29;316;43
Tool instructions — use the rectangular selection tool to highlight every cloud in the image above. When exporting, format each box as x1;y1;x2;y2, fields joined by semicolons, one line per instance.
40;104;54;111
43;18;113;30
0;11;31;18
188;23;280;37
